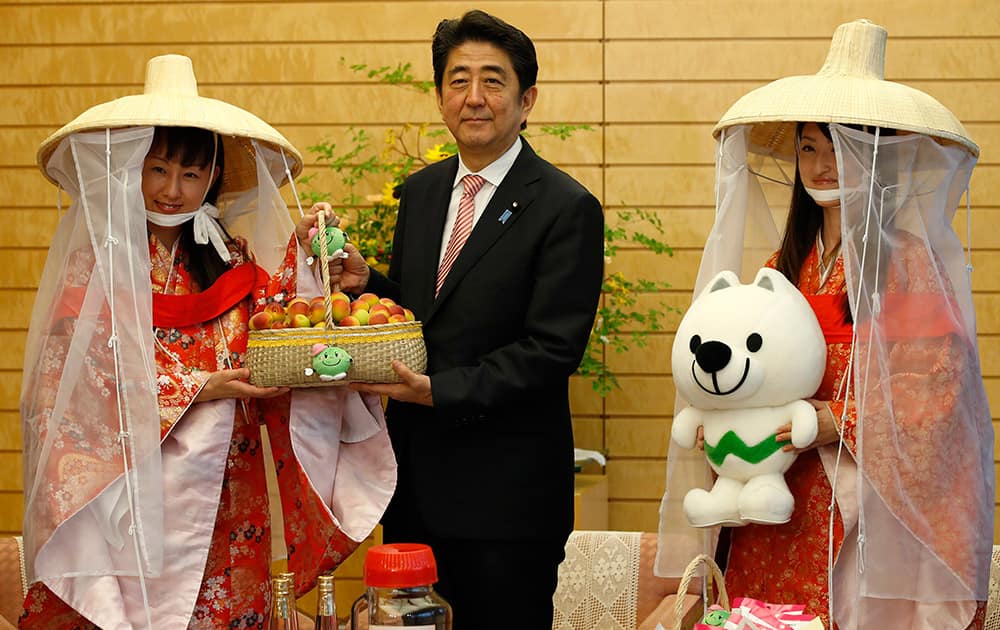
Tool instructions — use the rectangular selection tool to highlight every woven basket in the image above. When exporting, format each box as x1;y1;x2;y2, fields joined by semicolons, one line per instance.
246;322;426;386
245;212;427;387
670;553;729;630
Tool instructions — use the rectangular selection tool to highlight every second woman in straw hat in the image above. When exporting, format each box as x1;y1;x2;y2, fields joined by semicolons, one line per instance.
657;19;992;630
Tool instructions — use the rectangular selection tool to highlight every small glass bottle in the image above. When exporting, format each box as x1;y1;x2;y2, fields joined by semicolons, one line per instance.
314;574;337;630
269;575;300;630
279;571;298;614
351;543;451;629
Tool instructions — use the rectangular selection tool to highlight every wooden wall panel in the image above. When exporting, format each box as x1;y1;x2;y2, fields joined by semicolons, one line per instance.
609;250;702;290
606;1;1000;38
0;495;23;532
975;295;1000;333
606;40;1000;81
0;292;41;329
0;41;603;86
2;3;604;44
0;373;22;410
995;421;1000;461
606;376;675;416
569;376;603;416
2;83;602;128
0;454;21;491
0;414;21;451
979;338;1000;378
0;252;47;290
606;207;715;248
281;125;603;168
0;211;59;249
605;417;671;458
605;124;717;164
609;499;660;533
572;417;604;452
986;379;1000;408
607;459;665;500
955;210;1000;249
3;0;998;576
604;334;672;374
0;129;53;167
0;335;26;371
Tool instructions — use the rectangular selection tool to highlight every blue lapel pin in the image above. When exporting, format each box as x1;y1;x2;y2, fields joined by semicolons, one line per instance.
499;201;519;225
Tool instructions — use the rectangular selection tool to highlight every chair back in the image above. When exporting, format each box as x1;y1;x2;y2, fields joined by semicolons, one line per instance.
0;536;26;627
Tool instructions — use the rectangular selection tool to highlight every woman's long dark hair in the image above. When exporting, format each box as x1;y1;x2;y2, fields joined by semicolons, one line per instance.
774;122;828;286
774;122;897;324
774;122;854;323
148;126;234;289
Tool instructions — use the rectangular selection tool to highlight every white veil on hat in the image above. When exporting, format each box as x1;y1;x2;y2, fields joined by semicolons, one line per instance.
21;55;301;592
656;19;993;629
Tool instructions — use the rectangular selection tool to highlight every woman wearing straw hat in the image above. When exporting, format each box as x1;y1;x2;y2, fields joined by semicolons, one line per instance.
656;20;992;629
18;55;396;628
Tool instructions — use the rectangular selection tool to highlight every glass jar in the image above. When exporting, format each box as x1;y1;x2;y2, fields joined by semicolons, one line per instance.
351;543;452;629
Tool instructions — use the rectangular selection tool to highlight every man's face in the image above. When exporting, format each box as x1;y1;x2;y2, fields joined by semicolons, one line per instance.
436;40;537;170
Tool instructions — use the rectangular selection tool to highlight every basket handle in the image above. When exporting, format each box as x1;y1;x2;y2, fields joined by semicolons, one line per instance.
316;210;337;331
671;553;729;630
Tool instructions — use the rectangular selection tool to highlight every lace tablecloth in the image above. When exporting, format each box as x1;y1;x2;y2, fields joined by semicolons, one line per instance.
553;531;642;630
986;546;1000;630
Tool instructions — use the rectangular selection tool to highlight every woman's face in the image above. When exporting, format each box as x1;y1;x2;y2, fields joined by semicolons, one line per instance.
141;147;215;215
797;122;840;208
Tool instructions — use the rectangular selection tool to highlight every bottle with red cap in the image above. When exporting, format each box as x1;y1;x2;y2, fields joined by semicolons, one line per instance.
350;543;452;629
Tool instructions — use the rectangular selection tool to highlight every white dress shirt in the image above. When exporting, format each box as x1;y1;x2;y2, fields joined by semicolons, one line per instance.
437;137;523;267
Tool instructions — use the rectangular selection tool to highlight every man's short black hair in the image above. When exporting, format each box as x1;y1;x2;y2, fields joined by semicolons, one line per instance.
432;9;538;98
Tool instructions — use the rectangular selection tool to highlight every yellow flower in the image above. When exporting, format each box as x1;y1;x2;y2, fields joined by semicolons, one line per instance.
424;143;454;162
380;181;398;206
380;129;398;161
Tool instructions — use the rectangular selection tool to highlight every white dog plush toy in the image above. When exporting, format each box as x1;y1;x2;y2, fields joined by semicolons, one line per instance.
671;268;827;527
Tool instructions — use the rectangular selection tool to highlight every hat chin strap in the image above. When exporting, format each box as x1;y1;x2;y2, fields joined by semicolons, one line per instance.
804;185;843;203
146;203;231;262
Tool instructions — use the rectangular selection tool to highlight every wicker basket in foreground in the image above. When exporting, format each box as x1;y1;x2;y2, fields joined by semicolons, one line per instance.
245;212;426;387
246;320;427;387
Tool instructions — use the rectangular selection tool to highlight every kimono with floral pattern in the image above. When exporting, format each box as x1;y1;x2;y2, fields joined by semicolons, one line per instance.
20;234;384;629
723;240;986;630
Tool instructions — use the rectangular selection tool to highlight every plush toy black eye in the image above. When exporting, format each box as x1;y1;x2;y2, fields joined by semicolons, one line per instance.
689;335;702;353
746;333;762;352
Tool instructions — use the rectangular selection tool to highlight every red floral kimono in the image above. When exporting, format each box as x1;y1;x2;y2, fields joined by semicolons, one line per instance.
20;234;394;629
723;242;986;630
721;245;850;629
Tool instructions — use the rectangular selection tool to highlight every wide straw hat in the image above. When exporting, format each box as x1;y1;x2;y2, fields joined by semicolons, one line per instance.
713;19;978;160
36;54;303;194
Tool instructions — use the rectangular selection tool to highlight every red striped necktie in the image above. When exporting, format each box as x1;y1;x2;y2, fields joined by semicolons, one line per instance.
436;174;486;296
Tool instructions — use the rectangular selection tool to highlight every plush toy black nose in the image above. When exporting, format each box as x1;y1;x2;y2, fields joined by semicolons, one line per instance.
695;341;731;373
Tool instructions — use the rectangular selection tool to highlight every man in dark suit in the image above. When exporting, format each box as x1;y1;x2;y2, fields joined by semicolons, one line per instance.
337;10;604;628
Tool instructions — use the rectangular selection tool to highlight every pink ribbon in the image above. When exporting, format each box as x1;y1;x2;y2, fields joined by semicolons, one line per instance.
724;598;819;630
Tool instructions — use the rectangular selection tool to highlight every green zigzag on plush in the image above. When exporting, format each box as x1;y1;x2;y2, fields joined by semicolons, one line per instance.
704;430;788;466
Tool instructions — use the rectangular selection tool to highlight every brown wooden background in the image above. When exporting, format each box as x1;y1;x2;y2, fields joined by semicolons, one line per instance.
2;0;998;615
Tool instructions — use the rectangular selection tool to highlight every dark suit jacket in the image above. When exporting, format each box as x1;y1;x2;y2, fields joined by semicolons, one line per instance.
366;139;604;541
